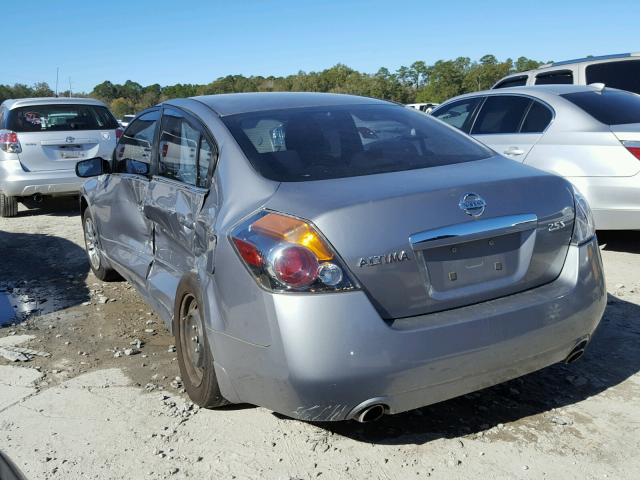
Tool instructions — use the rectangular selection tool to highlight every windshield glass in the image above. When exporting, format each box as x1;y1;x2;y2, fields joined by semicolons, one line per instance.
222;104;492;181
8;104;118;132
561;89;640;125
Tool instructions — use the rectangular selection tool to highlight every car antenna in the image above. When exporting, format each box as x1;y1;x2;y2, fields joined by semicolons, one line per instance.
588;82;606;92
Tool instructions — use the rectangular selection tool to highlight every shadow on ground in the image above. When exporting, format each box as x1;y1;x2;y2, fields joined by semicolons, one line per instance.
0;229;90;326
305;294;640;444
13;196;80;218
598;230;639;254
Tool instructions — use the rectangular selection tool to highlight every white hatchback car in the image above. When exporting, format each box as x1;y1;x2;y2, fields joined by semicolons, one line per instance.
0;97;121;217
431;85;640;230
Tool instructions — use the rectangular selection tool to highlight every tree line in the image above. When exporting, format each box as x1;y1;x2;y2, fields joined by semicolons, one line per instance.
1;55;543;118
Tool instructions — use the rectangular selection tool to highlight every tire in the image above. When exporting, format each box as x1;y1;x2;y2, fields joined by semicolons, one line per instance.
174;275;229;408
82;209;122;281
0;194;18;218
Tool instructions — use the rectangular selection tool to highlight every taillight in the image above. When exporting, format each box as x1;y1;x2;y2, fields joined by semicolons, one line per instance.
623;140;640;160
0;130;21;154
622;140;640;160
115;127;124;140
230;211;357;292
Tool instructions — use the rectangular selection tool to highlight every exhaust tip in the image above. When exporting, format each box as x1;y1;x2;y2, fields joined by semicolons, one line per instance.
565;339;589;364
565;349;585;364
355;404;386;423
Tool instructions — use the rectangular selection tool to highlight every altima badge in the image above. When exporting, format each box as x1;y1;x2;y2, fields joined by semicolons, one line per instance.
459;193;486;217
358;251;409;267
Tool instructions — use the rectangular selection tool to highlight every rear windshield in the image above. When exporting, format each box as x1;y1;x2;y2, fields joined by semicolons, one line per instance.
8;104;118;132
561;89;640;125
222;104;492;182
586;60;640;95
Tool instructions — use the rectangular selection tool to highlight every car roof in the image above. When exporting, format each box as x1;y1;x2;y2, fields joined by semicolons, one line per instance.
189;92;391;116
2;97;107;110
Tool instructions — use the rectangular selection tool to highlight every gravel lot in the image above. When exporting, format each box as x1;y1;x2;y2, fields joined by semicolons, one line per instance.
1;200;639;480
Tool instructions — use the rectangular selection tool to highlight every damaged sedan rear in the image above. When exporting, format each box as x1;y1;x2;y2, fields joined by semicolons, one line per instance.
76;92;606;422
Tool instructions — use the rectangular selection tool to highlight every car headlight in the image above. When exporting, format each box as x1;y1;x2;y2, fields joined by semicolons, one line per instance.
572;187;596;245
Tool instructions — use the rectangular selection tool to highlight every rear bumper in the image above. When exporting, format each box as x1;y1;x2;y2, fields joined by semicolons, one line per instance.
209;238;606;421
0;160;82;196
569;174;640;230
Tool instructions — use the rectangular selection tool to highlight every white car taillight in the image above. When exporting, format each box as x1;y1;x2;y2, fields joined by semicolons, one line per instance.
0;130;21;154
571;187;596;245
230;210;357;292
622;140;640;161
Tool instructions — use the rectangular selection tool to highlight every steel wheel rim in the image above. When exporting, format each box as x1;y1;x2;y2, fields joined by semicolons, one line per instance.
180;293;205;386
84;216;101;270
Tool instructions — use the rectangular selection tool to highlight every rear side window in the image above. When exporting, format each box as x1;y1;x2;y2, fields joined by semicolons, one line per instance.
561;89;640;125
585;60;640;95
8;104;118;132
222;104;493;182
521;101;553;133
431;98;483;133
493;76;528;89
535;70;574;85
472;96;532;134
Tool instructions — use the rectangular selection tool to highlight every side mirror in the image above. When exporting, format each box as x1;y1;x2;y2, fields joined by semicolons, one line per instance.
75;157;111;178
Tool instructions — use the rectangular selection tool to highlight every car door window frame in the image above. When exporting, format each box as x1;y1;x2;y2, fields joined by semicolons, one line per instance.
469;94;555;135
155;106;219;191
113;108;160;179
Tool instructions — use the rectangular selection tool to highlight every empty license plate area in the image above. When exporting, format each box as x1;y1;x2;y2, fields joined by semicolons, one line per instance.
57;146;87;159
423;231;522;293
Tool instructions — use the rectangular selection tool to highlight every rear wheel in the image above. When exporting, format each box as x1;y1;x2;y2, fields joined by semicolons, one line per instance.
174;277;228;408
82;209;121;281
0;194;18;217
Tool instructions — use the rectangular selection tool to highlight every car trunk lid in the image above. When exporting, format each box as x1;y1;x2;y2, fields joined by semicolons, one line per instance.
16;130;105;172
266;156;575;319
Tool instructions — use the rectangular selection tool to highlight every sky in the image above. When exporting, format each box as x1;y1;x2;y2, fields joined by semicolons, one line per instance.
4;0;640;93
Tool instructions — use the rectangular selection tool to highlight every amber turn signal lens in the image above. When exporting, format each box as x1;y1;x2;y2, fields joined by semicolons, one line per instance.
251;213;333;261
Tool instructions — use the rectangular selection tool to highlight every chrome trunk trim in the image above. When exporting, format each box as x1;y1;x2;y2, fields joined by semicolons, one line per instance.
409;214;538;250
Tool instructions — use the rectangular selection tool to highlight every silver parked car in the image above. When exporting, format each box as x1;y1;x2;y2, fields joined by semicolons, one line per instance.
76;92;606;422
431;85;640;230
0;97;121;217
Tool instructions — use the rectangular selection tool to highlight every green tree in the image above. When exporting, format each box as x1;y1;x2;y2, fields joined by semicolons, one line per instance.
110;97;135;118
32;82;54;97
91;81;117;103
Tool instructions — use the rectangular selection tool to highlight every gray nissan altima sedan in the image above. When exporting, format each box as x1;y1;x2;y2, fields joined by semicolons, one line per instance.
76;92;606;422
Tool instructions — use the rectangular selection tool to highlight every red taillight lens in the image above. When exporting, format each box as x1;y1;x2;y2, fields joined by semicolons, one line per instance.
622;141;640;160
270;245;319;288
0;132;18;143
115;127;124;140
0;130;21;153
626;147;640;160
233;238;263;267
230;210;357;292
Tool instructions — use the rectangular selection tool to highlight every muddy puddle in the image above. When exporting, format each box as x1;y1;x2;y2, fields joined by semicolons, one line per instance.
0;284;56;327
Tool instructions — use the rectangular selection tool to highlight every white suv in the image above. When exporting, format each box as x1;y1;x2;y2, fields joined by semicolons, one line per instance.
0;97;121;216
493;52;640;94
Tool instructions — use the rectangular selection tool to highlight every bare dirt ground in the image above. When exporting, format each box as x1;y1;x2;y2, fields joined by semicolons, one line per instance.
1;199;639;480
